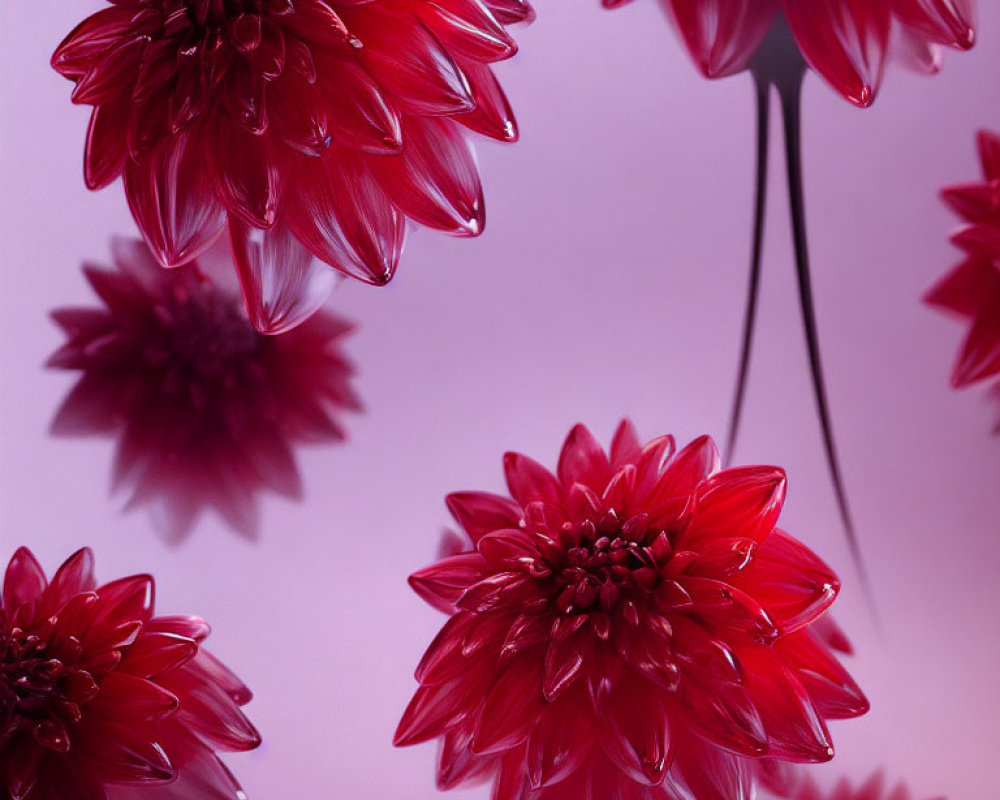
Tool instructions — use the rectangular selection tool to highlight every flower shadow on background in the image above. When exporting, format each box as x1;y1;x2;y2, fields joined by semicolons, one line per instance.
47;238;361;544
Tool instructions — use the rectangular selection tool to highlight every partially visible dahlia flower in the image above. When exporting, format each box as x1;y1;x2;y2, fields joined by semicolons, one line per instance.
48;238;361;542
926;130;1000;429
608;0;976;106
52;0;531;332
396;421;868;800
0;547;259;800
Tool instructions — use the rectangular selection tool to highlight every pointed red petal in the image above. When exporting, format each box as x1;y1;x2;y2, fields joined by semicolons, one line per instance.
684;466;786;547
662;0;779;78
410;553;489;613
784;0;890;107
123;131;227;268
3;547;48;611
372;118;484;236
504;452;561;508
229;215;338;334
286;152;404;285
446;491;524;543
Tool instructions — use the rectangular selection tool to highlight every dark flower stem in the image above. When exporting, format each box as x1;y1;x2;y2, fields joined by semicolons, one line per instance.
779;70;879;623
724;70;770;467
730;18;879;623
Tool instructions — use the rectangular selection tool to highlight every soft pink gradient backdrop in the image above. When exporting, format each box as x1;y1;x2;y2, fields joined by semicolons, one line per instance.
2;2;999;797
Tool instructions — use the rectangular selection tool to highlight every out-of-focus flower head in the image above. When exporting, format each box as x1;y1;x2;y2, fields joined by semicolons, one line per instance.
396;421;868;800
48;238;361;542
927;130;1000;430
787;771;944;800
605;0;975;107
52;0;532;332
0;547;259;800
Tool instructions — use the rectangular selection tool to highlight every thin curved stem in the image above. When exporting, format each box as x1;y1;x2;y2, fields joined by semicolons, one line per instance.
724;72;771;468
777;73;880;624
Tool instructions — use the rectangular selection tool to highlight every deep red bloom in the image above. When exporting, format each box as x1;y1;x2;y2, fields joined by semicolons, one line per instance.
0;547;259;800
52;0;531;332
396;422;868;800
617;0;976;106
48;238;361;542
926;130;1000;428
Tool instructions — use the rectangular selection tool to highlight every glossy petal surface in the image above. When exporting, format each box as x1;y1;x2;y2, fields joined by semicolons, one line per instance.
638;0;976;105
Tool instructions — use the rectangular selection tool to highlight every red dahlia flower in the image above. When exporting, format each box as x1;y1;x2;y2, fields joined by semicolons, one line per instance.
615;0;975;106
0;547;259;800
48;238;361;542
395;421;868;800
52;0;530;332
926;130;1000;429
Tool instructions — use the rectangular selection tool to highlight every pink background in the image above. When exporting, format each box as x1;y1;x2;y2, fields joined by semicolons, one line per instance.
2;1;999;797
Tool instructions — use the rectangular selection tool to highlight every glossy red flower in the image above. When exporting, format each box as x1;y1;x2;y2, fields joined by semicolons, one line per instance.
48;238;361;542
618;0;976;106
0;547;259;800
926;130;1000;428
52;0;531;332
395;421;868;800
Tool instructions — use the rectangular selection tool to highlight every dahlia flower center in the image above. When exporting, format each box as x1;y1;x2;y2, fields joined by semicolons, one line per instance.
151;286;261;379
135;0;312;132
151;0;284;38
0;627;84;752
552;516;663;615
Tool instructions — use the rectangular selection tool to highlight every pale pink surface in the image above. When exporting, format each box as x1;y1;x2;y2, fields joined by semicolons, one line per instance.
1;1;999;799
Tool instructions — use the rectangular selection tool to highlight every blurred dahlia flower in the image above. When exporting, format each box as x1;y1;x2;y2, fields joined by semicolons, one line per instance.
787;771;944;800
48;238;361;542
52;0;530;332
0;547;259;800
396;421;868;800
926;130;1000;429
614;0;976;106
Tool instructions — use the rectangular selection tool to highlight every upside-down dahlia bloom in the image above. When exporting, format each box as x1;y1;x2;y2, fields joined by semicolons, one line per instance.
48;238;361;542
612;0;976;106
395;421;868;800
0;547;259;800
52;0;531;332
926;130;1000;428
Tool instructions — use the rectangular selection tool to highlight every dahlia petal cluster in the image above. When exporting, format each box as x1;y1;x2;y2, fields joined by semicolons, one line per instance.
48;238;361;541
396;422;868;800
926;130;1000;429
52;0;531;332
0;547;259;800
613;0;976;106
